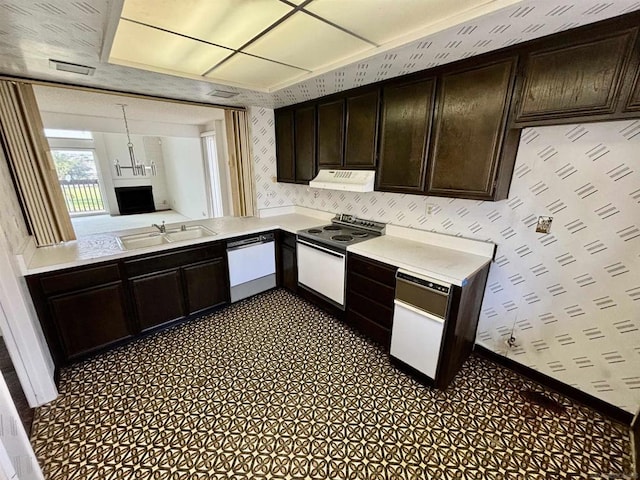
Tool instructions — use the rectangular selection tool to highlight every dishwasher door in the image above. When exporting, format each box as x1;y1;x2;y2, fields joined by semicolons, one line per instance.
227;237;276;302
390;269;451;381
390;300;445;380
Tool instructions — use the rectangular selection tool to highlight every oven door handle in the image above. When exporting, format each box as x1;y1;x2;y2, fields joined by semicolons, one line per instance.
297;239;345;259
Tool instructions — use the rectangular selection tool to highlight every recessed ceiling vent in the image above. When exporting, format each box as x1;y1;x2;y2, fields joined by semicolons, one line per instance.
49;59;96;76
207;89;239;98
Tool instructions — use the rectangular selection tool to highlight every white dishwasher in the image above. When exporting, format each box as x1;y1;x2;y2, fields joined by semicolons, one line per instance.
390;269;452;381
226;233;276;303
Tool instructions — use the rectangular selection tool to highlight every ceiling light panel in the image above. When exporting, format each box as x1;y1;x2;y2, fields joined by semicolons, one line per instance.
121;0;293;50
304;0;496;45
244;12;372;71
207;54;306;90
109;20;231;76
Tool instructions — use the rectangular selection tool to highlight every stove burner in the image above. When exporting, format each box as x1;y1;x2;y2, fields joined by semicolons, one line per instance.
332;235;353;242
323;225;341;231
308;229;322;234
352;231;368;238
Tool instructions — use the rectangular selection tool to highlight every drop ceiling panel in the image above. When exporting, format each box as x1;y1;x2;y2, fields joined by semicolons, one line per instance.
244;12;373;71
207;54;306;90
109;20;231;76
121;0;293;49
305;0;498;44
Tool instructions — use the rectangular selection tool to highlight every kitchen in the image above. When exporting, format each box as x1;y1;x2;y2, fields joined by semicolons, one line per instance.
0;0;639;478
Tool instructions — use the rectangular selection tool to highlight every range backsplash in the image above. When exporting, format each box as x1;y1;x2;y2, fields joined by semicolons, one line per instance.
250;106;640;413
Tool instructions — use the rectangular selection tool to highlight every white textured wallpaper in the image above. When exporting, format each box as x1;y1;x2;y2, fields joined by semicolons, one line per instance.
250;106;640;413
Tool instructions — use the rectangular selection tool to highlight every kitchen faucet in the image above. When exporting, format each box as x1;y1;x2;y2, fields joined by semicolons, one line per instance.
152;221;166;233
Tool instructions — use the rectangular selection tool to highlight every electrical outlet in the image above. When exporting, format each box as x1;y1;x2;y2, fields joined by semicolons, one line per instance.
313;191;319;198
536;216;553;234
426;203;436;215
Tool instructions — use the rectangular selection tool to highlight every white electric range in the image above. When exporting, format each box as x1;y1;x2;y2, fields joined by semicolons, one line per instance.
296;214;386;309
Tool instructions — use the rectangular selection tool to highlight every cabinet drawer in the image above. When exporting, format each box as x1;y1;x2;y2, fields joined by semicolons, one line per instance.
348;290;393;329
347;309;391;348
124;243;224;277
40;263;120;295
348;254;396;287
347;271;395;308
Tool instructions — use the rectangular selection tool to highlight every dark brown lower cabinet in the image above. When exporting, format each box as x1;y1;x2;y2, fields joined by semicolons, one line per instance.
130;270;186;332
184;259;228;314
277;231;297;293
346;254;397;349
27;241;230;367
49;283;131;360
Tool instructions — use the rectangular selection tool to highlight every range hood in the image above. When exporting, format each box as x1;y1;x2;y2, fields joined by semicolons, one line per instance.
309;169;375;192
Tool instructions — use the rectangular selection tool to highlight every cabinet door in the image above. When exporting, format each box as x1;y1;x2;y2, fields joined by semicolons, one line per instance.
275;108;295;182
183;259;228;314
294;105;316;183
628;76;640;111
131;270;185;332
344;90;379;168
49;283;131;360
427;58;516;198
317;99;345;168
625;57;640;111
377;78;435;193
281;244;297;293
516;30;635;121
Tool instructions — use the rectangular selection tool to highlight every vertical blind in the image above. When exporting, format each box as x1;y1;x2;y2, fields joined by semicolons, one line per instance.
0;81;75;245
224;109;256;217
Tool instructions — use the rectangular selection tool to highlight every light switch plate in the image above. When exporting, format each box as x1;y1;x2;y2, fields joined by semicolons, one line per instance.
536;216;553;234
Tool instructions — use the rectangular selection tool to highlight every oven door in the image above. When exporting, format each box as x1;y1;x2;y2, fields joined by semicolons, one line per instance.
296;238;346;307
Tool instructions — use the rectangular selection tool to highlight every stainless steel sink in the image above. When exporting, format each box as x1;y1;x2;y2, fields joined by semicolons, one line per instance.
117;232;172;250
164;225;217;242
117;225;216;250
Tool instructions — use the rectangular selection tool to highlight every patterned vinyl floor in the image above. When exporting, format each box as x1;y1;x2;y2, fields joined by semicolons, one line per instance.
31;289;632;479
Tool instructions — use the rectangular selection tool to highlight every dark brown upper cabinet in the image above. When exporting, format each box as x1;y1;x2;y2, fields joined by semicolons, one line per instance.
376;78;435;193
275;106;316;184
344;89;380;168
275;108;295;183
628;74;640;111
317;99;345;168
294;105;317;182
624;38;640;112
515;29;637;124
427;57;518;200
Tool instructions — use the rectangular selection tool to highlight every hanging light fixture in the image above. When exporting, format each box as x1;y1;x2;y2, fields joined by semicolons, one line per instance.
114;104;156;176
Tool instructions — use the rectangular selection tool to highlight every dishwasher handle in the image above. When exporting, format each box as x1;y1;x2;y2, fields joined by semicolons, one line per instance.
227;233;274;250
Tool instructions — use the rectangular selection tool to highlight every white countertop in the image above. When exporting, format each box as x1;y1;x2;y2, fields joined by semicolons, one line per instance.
347;235;492;286
24;212;494;285
25;214;325;275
